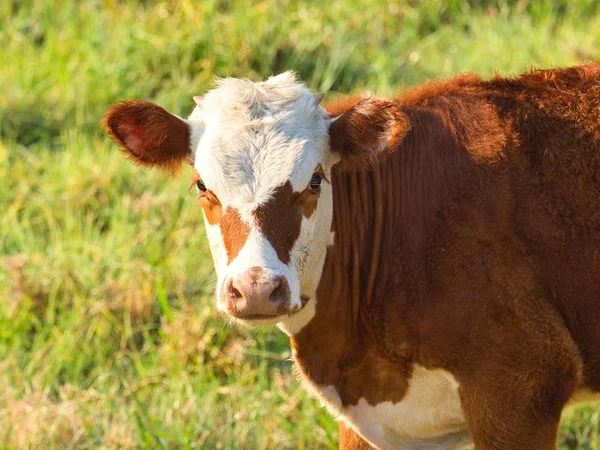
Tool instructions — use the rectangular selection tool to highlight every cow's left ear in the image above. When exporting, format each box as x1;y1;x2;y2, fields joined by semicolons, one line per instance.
328;98;411;170
101;99;197;175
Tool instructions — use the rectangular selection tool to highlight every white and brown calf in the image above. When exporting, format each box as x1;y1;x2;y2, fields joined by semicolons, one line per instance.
103;65;600;449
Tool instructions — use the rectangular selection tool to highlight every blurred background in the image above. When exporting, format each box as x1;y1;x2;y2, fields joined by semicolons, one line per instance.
1;1;599;448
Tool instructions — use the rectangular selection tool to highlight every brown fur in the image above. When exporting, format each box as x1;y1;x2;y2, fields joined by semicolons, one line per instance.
339;422;376;450
254;182;303;265
192;171;223;225
297;188;318;219
329;97;412;171
199;194;223;225
298;165;324;219
292;62;600;449
220;208;250;264
101;99;191;175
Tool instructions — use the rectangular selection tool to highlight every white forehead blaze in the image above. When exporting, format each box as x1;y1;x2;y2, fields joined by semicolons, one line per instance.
190;71;330;217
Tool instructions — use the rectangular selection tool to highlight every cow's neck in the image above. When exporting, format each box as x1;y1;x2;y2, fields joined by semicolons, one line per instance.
290;161;409;403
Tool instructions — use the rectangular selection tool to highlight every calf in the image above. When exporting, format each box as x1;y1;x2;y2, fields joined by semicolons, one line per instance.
102;63;600;449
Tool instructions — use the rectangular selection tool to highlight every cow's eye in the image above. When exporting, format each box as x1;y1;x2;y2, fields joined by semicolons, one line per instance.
196;180;207;192
308;175;322;192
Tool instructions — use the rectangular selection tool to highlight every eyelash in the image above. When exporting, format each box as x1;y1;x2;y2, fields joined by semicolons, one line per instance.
308;175;322;192
190;174;207;197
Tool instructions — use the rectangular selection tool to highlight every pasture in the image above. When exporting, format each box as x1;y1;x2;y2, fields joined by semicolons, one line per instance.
1;1;600;448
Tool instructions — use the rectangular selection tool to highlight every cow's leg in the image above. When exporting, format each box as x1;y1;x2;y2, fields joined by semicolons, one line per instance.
462;403;561;450
339;422;376;450
457;317;581;450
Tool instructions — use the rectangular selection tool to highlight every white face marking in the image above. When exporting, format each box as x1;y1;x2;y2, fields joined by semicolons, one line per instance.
202;217;227;275
188;72;336;332
277;297;316;335
301;383;343;417
301;367;471;450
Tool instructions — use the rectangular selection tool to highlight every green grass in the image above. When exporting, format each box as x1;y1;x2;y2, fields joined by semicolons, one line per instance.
1;1;600;448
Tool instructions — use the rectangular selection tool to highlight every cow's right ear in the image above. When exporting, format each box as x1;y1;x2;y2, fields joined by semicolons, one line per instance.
101;100;196;175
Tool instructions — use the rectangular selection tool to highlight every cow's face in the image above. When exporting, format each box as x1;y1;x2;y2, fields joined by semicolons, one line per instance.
103;72;404;333
103;73;336;333
190;73;336;333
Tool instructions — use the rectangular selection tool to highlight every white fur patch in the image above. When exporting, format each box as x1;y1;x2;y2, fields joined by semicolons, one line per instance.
277;297;316;335
303;367;471;450
203;217;228;281
328;231;335;247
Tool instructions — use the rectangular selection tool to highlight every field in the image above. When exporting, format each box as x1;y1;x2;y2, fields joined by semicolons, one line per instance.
1;1;600;448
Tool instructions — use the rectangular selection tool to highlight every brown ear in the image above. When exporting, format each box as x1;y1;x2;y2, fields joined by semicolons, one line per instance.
101;99;192;175
328;98;411;170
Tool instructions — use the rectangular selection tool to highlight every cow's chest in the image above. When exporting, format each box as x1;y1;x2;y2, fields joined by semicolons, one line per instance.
304;366;471;450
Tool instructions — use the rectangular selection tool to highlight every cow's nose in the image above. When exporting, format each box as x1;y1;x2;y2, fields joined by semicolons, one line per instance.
224;267;291;319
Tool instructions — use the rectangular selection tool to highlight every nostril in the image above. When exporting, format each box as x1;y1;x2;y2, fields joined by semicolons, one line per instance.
268;277;290;307
269;284;284;305
226;279;243;299
229;286;242;299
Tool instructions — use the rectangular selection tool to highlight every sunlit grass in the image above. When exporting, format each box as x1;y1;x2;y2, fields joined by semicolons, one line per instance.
1;1;599;448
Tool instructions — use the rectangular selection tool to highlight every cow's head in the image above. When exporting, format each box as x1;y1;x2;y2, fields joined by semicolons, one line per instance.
102;72;406;334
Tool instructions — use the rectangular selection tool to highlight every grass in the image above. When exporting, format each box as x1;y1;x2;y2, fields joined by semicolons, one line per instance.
1;0;600;448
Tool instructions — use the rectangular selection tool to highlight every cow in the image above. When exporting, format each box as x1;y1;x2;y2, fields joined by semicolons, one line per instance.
102;62;600;449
